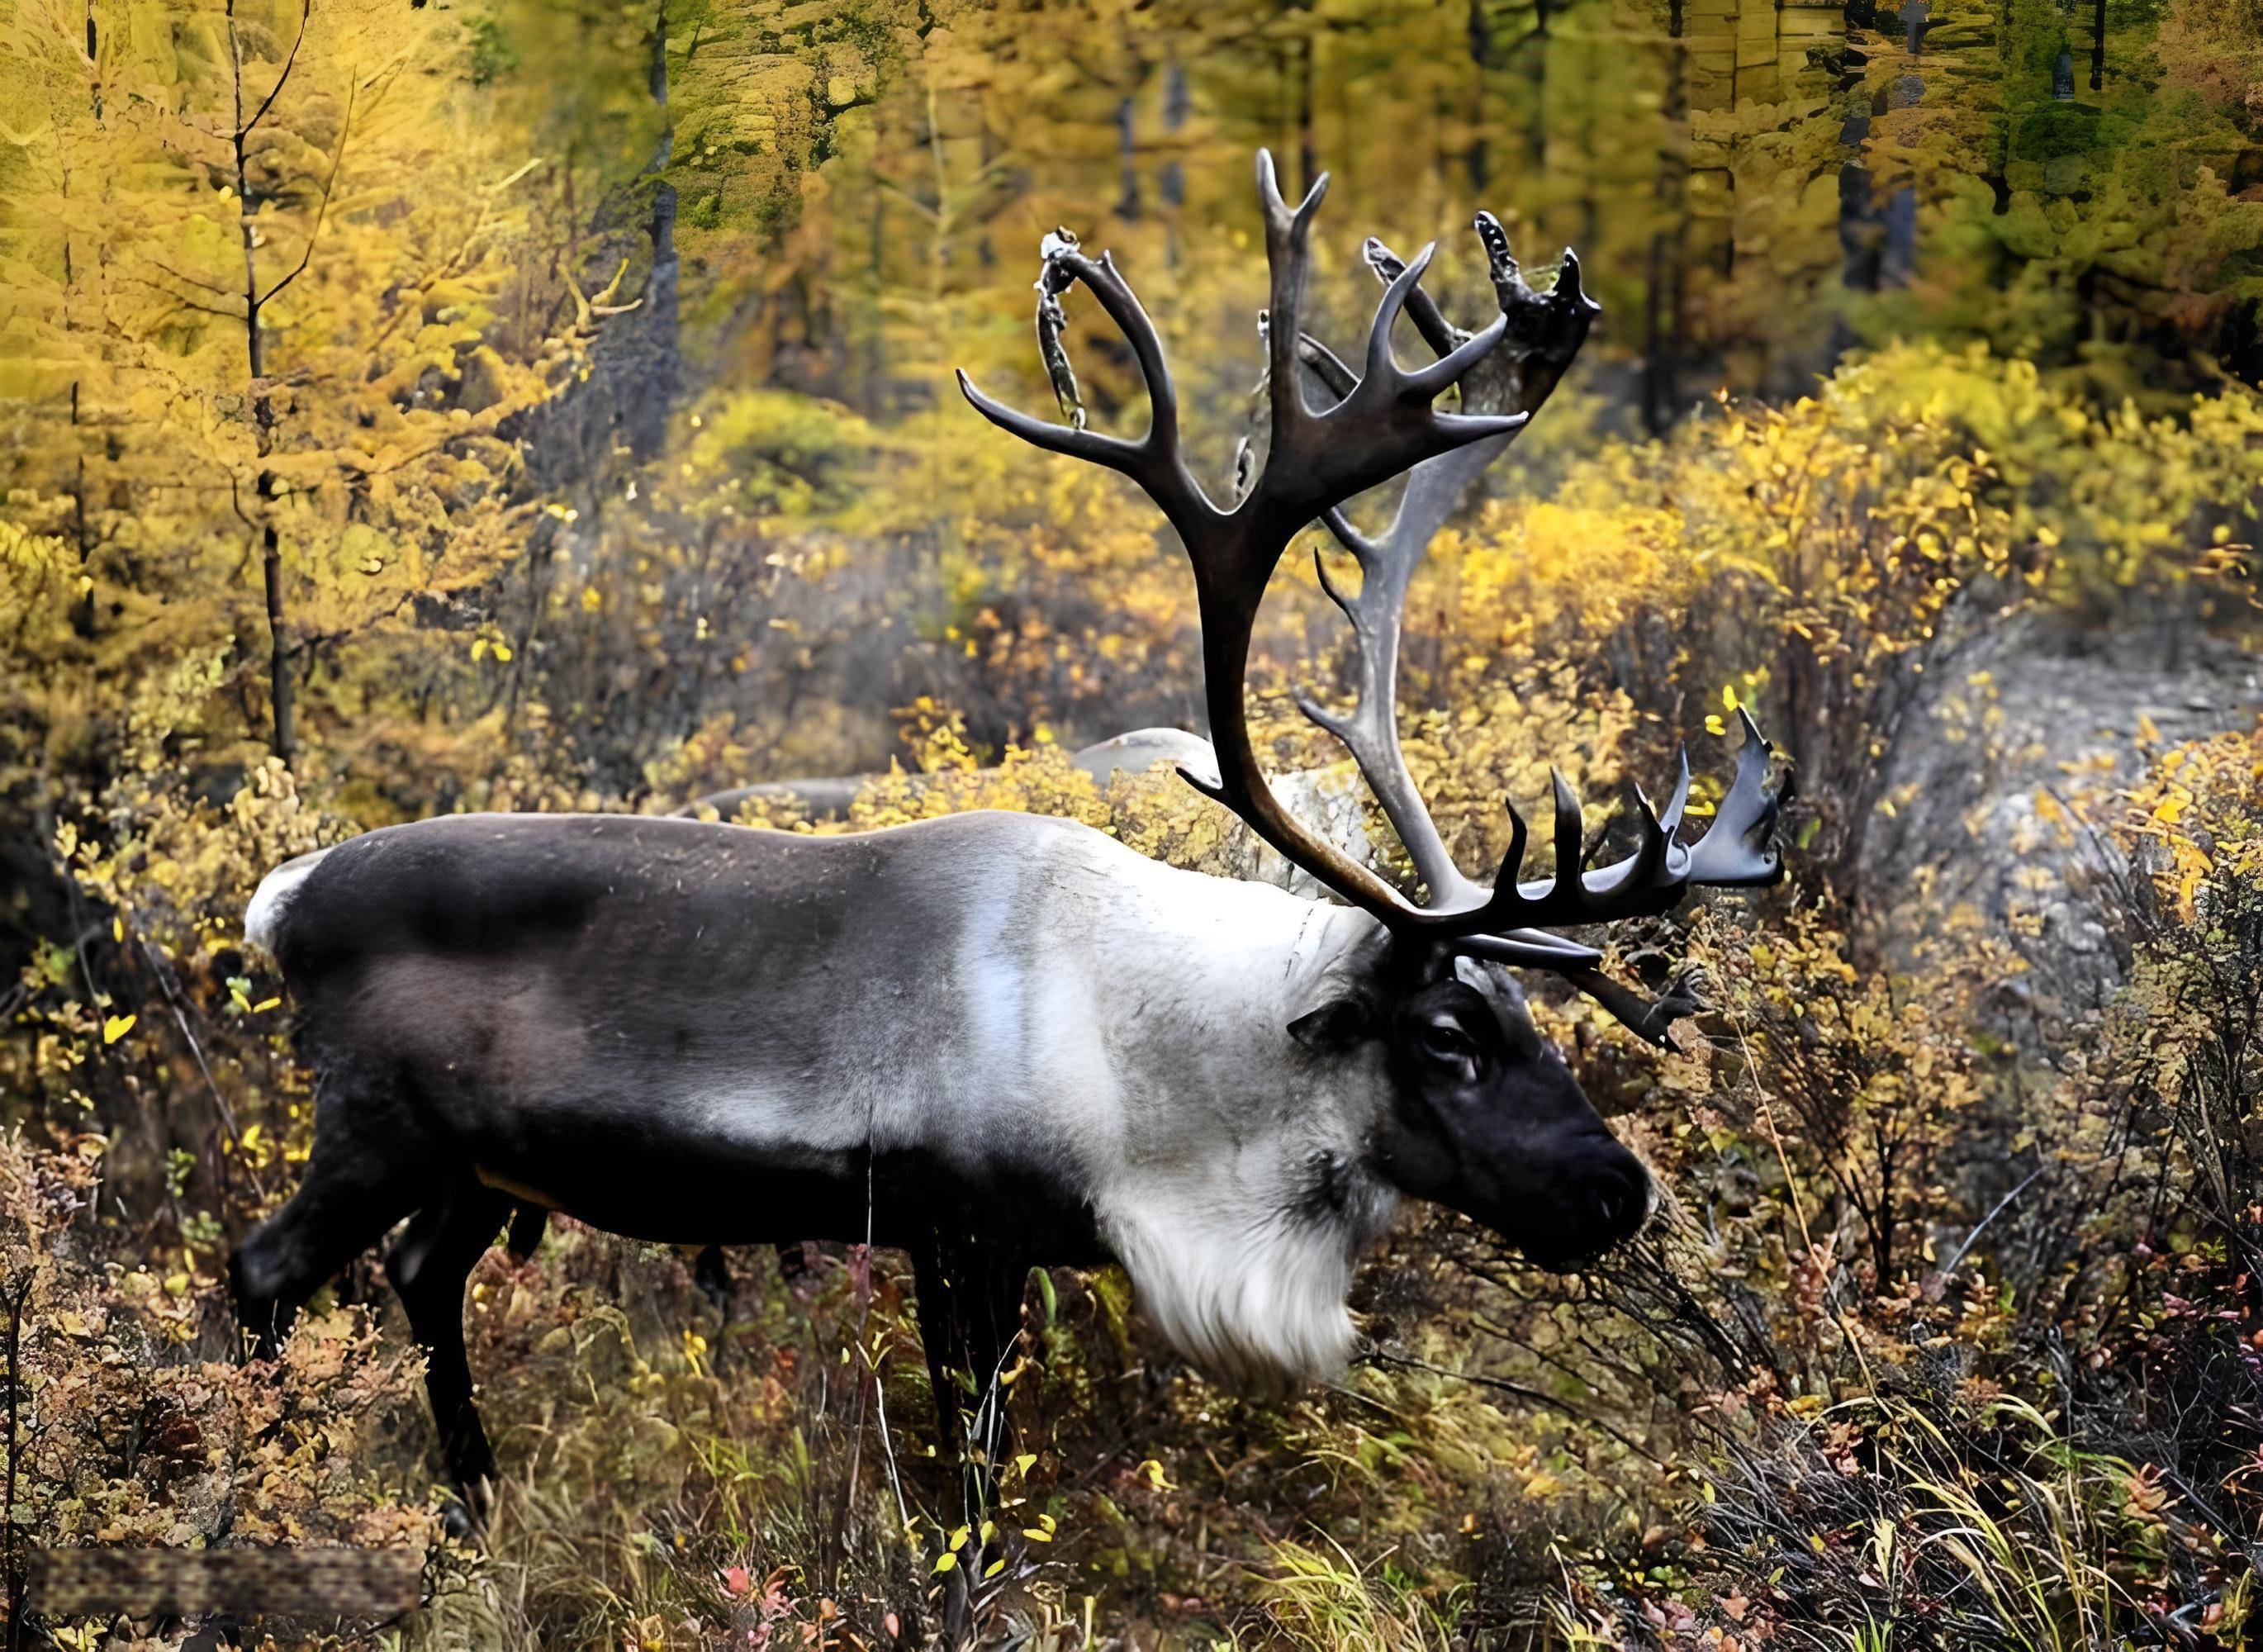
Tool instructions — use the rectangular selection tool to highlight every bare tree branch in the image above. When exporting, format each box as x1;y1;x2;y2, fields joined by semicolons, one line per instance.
142;259;244;301
256;79;354;310
236;0;312;140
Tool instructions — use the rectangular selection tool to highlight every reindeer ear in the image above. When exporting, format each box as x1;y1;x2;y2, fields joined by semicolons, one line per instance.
1288;996;1377;1051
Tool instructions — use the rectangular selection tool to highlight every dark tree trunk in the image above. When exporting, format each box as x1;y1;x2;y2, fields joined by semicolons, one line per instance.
1642;0;1687;434
620;0;681;459
1117;95;1141;219
229;0;297;769
1295;32;1317;196
3;1275;33;1652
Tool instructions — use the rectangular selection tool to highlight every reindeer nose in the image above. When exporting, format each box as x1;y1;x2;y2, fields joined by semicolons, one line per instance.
1592;1181;1630;1232
1592;1183;1627;1231
1588;1159;1651;1243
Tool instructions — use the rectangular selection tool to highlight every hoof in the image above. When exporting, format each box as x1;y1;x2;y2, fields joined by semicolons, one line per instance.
693;1245;733;1319
439;1473;494;1540
439;1490;481;1540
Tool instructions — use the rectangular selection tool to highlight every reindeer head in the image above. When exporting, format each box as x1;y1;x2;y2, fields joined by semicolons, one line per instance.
961;154;1788;1273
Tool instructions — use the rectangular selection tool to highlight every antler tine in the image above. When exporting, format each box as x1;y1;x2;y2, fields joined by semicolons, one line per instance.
1588;786;1673;900
1451;716;1787;1044
1658;748;1694;835
1362;242;1440;387
956;240;1214;539
1363;235;1464;358
1683;708;1793;885
1461;713;1789;935
1086;251;1181;445
1242;154;1525;536
1256;149;1333;438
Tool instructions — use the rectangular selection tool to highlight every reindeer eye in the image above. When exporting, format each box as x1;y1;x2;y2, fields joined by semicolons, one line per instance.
1417;1024;1475;1065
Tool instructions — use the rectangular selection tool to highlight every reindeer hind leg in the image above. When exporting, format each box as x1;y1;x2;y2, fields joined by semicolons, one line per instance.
387;1181;514;1511
692;1244;732;1316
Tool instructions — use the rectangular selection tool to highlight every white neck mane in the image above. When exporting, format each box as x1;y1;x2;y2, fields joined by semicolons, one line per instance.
1037;849;1402;1389
1098;1161;1398;1391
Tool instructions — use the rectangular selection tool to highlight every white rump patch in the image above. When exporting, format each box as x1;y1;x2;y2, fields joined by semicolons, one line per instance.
244;847;332;957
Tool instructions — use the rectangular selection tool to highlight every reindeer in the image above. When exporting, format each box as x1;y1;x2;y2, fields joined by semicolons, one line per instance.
230;153;1785;1597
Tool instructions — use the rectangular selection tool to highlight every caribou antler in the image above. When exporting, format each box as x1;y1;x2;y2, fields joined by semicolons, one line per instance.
1284;221;1787;1035
960;151;1534;937
957;152;1791;1024
1296;216;1596;911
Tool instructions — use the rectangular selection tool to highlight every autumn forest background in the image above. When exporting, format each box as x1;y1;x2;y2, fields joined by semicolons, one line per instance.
7;0;2263;1646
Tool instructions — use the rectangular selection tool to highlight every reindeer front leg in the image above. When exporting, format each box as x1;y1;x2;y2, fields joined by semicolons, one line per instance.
909;1237;1032;1649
